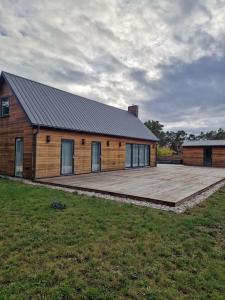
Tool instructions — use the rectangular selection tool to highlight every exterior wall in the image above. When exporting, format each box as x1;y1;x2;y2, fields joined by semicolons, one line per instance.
0;80;33;178
182;147;204;166
183;146;225;167
212;147;225;167
35;128;157;178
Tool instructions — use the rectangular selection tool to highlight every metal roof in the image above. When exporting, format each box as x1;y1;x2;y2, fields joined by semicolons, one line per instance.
1;71;158;141
183;140;225;147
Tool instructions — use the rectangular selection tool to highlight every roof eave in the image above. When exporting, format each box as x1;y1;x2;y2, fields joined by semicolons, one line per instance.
32;124;158;142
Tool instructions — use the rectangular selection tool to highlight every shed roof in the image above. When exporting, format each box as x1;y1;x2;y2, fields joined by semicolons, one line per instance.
183;140;225;147
1;71;158;141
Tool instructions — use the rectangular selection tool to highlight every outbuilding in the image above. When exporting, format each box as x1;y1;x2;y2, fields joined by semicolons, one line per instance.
182;140;225;167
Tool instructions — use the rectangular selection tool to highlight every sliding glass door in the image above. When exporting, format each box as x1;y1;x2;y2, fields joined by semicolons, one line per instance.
139;145;145;167
145;145;150;166
132;144;139;167
126;144;132;168
125;143;151;168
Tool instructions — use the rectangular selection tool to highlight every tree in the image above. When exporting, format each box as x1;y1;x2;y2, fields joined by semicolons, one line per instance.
144;120;166;146
144;120;164;137
164;130;187;153
145;119;225;153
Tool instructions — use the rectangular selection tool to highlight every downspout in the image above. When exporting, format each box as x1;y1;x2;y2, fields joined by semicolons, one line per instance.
32;125;40;180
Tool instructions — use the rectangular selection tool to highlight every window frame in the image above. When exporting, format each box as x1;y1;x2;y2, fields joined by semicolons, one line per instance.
125;143;151;168
144;145;150;166
125;143;132;168
1;96;10;117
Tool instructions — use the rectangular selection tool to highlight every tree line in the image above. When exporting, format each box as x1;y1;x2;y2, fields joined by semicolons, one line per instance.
144;120;225;154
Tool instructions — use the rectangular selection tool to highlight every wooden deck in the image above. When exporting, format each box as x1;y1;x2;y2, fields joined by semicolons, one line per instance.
37;165;225;207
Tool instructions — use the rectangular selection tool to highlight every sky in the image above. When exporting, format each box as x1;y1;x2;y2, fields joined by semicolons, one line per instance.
0;0;225;133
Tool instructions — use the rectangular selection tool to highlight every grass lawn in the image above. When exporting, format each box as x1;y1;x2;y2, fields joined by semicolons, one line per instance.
0;179;225;300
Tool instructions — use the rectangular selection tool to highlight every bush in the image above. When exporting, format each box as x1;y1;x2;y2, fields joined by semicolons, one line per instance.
157;146;174;157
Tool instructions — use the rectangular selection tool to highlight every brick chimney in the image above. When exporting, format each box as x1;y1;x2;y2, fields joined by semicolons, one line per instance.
128;105;139;117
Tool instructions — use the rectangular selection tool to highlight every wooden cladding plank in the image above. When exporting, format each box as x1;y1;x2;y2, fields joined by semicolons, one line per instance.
35;129;157;178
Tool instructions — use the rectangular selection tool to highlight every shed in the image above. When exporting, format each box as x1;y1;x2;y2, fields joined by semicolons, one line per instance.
182;140;225;167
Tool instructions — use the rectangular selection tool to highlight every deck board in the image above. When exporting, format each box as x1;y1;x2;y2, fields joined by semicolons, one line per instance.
37;165;225;207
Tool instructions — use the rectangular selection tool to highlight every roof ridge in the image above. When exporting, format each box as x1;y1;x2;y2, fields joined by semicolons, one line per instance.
1;71;130;114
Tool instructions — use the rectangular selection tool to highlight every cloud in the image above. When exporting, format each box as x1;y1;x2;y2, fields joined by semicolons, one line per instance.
0;0;225;132
140;55;225;132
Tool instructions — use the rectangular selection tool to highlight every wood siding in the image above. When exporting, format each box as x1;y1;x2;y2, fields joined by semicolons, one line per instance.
35;129;157;179
0;80;33;178
182;147;204;166
212;147;225;167
183;146;225;167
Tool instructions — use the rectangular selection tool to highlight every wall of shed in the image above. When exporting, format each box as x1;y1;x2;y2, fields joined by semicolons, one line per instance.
183;146;225;167
182;147;204;166
212;147;225;167
35;129;157;179
0;80;33;178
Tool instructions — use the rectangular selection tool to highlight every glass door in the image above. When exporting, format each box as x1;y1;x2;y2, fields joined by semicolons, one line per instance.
132;144;139;167
15;138;23;177
61;140;74;175
139;145;145;167
92;142;101;172
125;144;132;168
144;145;150;166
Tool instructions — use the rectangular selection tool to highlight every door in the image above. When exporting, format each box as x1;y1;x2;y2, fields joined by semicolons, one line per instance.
204;147;212;167
139;145;145;167
92;142;101;172
125;144;132;168
144;145;150;166
61;140;74;175
15;138;23;177
132;144;139;167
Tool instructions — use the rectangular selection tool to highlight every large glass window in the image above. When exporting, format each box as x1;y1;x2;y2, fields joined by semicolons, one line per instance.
132;144;139;167
126;144;132;168
126;143;151;168
1;97;9;117
145;145;150;166
139;145;145;167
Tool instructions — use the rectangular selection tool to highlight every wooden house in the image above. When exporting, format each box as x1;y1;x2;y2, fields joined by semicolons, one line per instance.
0;71;158;179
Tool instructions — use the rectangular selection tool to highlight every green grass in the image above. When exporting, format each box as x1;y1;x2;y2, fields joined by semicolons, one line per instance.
0;179;225;300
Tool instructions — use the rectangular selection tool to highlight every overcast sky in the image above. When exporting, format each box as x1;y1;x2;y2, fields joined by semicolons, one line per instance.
1;0;225;132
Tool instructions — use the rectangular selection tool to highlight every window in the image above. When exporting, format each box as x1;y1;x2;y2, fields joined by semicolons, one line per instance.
125;144;132;168
125;143;151;168
1;97;9;117
139;145;145;167
132;144;139;167
144;145;150;166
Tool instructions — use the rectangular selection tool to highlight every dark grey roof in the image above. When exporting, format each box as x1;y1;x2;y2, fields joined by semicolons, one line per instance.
183;140;225;147
1;71;158;141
